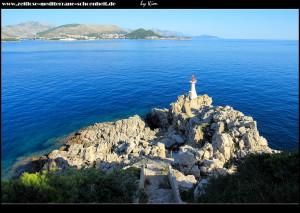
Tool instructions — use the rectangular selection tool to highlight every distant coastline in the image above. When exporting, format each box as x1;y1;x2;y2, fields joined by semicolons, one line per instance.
1;21;220;42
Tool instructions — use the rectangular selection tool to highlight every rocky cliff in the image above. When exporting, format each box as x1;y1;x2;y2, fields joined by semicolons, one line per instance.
31;94;279;187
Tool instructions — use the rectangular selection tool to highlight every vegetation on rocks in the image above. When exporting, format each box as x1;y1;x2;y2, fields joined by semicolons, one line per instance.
125;28;163;39
1;167;140;203
193;148;299;203
1;37;20;41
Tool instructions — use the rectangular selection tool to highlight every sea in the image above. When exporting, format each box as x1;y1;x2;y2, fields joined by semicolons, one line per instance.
1;39;299;180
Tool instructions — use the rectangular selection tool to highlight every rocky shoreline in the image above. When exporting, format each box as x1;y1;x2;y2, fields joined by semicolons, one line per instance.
12;94;280;192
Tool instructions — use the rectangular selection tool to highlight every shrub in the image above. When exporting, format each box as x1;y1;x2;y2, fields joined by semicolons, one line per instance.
179;183;198;203
1;167;140;203
195;148;299;203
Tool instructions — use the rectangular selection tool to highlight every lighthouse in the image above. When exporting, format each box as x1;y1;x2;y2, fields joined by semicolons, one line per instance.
188;74;197;100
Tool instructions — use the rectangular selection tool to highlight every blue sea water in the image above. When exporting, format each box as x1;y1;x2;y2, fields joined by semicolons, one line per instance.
1;39;299;179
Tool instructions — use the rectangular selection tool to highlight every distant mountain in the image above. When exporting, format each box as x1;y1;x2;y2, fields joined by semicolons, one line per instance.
1;21;57;38
2;21;219;41
151;28;188;38
190;35;220;39
125;28;163;39
36;24;129;38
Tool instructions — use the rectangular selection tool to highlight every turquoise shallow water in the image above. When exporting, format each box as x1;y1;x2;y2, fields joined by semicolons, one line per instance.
1;39;299;179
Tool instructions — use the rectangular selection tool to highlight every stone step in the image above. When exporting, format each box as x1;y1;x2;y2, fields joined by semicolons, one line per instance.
145;174;174;203
142;160;175;204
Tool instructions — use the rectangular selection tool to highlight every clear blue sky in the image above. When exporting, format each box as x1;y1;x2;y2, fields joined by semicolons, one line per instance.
1;9;299;39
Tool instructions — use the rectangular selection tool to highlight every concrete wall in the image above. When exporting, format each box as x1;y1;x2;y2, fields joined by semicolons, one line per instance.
133;166;146;204
139;166;146;189
168;166;185;204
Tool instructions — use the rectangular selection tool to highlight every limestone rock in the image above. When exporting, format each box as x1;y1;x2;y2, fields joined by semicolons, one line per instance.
83;146;97;162
194;178;210;199
34;93;279;187
196;142;213;162
212;133;234;160
145;108;169;130
178;151;196;174
172;134;184;144
161;138;176;149
242;131;261;148
190;165;201;178
177;174;197;191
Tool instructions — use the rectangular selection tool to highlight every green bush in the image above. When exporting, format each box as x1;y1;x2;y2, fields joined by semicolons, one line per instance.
1;167;140;203
1;38;20;41
196;148;299;203
125;28;163;39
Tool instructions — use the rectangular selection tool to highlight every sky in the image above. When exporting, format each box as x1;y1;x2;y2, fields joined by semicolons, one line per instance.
1;9;299;39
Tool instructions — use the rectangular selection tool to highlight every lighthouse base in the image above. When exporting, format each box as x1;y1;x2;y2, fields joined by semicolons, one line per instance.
188;90;197;100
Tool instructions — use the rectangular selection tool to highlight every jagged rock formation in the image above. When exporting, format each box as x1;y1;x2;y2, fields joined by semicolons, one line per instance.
33;94;279;194
40;115;166;174
147;94;278;177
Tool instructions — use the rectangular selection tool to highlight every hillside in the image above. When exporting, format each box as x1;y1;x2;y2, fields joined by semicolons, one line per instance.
1;21;57;38
36;24;129;38
1;32;20;41
1;32;12;38
125;28;163;39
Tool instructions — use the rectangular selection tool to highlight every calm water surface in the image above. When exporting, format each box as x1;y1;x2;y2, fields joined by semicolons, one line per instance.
1;39;299;179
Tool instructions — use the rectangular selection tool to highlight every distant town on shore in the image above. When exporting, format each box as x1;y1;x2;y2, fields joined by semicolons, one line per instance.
1;21;220;42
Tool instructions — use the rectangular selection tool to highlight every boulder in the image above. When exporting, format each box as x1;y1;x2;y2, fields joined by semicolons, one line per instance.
227;119;240;130
83;146;97;163
106;153;119;163
179;145;197;155
172;134;185;144
161;138;176;149
196;142;213;161
211;121;225;134
67;144;83;158
145;108;169;130
124;140;136;155
194;178;210;199
95;158;102;170
156;142;166;158
212;133;234;160
259;136;268;147
177;174;197;191
150;142;166;159
190;165;201;178
187;125;204;146
178;151;196;174
238;126;247;135
200;158;225;177
242;131;260;148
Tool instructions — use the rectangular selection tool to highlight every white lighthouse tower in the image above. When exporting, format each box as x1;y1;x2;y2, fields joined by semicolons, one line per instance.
188;74;197;100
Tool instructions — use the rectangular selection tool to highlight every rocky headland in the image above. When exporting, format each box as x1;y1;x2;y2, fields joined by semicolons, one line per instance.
18;94;279;194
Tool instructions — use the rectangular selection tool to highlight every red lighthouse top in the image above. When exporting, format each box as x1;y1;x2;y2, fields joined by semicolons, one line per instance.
190;74;196;83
